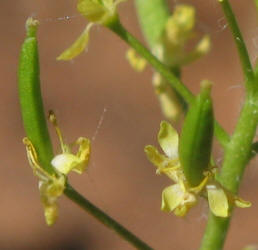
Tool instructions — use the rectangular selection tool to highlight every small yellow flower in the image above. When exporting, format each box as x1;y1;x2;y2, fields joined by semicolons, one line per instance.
23;111;91;225
145;121;197;216
158;4;211;67
145;121;251;217
126;48;147;72
77;0;126;25
57;0;126;61
48;111;90;175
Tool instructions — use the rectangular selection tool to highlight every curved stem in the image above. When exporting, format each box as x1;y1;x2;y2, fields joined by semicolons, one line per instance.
219;0;255;94
200;98;258;250
107;18;230;148
200;3;258;248
64;184;153;250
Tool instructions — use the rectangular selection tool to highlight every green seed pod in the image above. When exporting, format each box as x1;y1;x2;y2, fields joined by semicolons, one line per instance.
18;18;54;174
179;80;214;187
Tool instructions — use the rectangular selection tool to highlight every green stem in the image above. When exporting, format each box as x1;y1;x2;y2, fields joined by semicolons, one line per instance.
107;18;230;148
219;0;255;94
255;0;258;12
135;0;187;120
201;1;258;247
19;18;153;250
64;184;153;250
200;98;258;250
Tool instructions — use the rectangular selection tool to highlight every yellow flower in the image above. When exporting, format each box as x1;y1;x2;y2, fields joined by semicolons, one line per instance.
57;0;126;61
77;0;126;25
23;111;91;225
158;4;211;67
145;121;251;217
145;121;197;216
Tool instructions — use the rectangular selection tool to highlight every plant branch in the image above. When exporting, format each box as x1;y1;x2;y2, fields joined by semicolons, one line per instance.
64;183;153;250
255;0;258;12
219;0;255;94
200;2;258;248
200;98;258;250
107;18;230;148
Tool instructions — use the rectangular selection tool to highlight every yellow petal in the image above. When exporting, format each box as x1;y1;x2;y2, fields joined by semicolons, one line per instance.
158;121;178;158
234;196;251;208
207;184;229;217
77;0;107;23
44;203;58;226
165;5;195;46
126;48;147;72
51;153;81;175
161;184;184;212
180;35;211;65
144;145;169;172
57;23;93;61
74;137;91;174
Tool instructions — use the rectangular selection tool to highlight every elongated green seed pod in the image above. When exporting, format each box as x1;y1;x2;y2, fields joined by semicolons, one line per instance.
179;80;214;187
18;18;54;174
134;0;170;48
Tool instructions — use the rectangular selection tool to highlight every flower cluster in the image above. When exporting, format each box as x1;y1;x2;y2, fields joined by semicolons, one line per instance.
144;121;250;217
23;111;90;225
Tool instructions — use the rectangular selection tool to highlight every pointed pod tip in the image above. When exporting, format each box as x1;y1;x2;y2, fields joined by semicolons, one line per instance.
25;17;40;38
200;80;213;92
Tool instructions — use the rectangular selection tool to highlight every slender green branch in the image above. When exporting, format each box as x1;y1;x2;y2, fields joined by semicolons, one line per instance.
219;0;255;94
200;2;258;248
64;184;153;250
201;98;258;250
19;17;153;249
107;18;230;148
109;18;194;103
255;0;258;11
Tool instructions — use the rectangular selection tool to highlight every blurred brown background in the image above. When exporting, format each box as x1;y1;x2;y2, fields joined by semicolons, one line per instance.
1;1;258;249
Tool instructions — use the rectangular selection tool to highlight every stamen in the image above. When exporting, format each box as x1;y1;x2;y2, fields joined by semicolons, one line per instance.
48;110;66;153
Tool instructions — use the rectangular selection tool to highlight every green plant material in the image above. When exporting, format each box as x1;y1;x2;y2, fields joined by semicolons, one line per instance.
18;17;54;174
107;16;230;149
19;17;153;249
23;137;66;225
144;121;198;216
219;0;255;94
135;0;170;48
64;184;153;250
57;0;126;61
200;1;258;249
134;1;211;122
145;120;250;219
179;81;213;187
57;23;93;61
77;0;125;25
134;0;184;122
23;110;91;226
